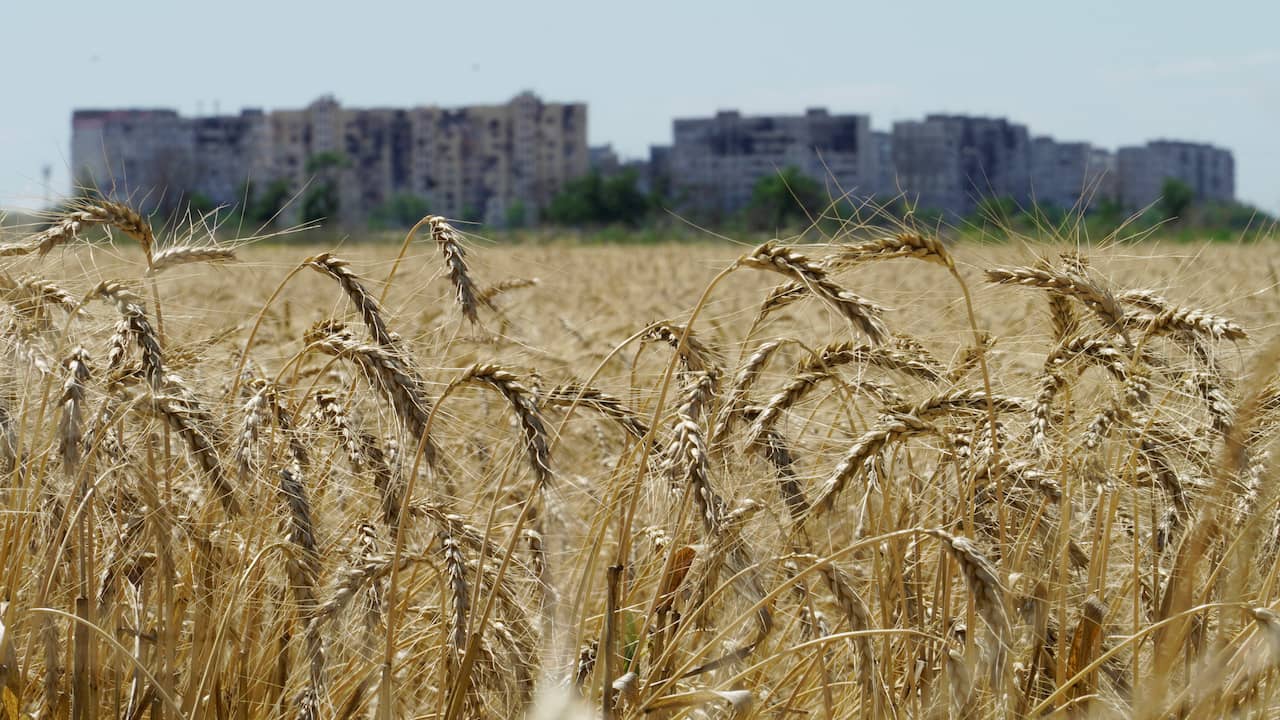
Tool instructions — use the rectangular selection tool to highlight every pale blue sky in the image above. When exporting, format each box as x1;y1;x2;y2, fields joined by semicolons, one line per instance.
3;0;1277;212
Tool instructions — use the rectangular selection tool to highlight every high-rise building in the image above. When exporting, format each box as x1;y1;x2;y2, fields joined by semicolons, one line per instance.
1029;137;1114;212
70;92;588;225
655;108;880;217
1116;140;1235;211
890;114;1032;216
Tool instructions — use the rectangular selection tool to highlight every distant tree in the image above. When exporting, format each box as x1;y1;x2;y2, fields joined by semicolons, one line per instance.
301;151;348;224
305;151;348;174
302;180;339;224
599;170;650;224
184;192;218;218
744;167;823;230
1094;197;1124;226
1020;202;1068;228
545;170;650;226
505;200;529;228
1159;178;1194;222
970;195;1019;227
1196;200;1276;232
369;193;432;229
245;179;293;225
545;174;600;225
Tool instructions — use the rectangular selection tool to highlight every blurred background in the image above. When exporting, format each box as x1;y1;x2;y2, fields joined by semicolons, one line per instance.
3;0;1276;237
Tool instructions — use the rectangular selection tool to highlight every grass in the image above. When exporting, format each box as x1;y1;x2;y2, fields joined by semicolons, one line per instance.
0;201;1277;718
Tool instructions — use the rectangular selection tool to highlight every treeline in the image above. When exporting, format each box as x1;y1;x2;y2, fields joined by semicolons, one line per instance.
57;164;1273;241
535;168;1274;238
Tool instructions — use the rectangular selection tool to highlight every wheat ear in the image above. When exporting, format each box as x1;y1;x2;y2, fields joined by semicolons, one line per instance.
457;364;552;486
426;215;488;324
986;265;1126;335
541;383;649;440
304;253;397;347
146;245;236;275
741;241;888;343
21;199;154;258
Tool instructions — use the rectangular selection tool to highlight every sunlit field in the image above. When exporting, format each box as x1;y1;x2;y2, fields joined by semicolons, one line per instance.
1;204;1278;719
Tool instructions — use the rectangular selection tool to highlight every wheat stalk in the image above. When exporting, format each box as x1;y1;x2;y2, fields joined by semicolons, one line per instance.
304;253;397;347
146;245;236;275
86;281;164;390
643;321;724;376
986;265;1126;335
20;199;154;258
662;372;725;532
456;364;552;486
146;382;240;515
810;412;937;515
831;231;956;270
741;241;888;343
307;321;440;469
1;275;83;325
313;391;402;526
925;528;1012;688
426;215;488;324
709;339;785;448
58;348;91;470
1120;288;1247;341
477;277;539;305
541;383;649;440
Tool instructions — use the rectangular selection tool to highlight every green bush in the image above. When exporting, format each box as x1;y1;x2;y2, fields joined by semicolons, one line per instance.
369;193;432;229
545;170;650;226
743;167;823;231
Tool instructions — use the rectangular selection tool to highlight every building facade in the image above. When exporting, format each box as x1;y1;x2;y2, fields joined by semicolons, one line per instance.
1116;140;1235;211
656;108;880;217
645;107;1236;221
72;109;215;209
72;99;1237;225
71;92;588;225
891;114;1033;216
1029;137;1115;212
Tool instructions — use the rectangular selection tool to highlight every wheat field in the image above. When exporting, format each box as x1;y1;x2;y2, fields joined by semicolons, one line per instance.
0;203;1278;719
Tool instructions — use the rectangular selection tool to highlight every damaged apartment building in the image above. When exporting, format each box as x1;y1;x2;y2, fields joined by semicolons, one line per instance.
71;92;588;225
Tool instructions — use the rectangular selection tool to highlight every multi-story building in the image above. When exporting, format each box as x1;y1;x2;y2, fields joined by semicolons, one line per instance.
649;107;1236;220
73;99;1237;225
656;108;880;217
645;145;672;198
191;109;273;206
891;114;1032;217
71;109;202;207
1029;137;1114;212
872;130;896;199
70;92;588;225
650;106;1239;219
588;144;621;176
1116;140;1235;211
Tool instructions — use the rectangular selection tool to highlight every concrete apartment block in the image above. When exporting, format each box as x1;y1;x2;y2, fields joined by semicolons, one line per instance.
891;114;1033;217
1117;140;1235;211
589;144;621;176
70;92;588;225
1029;137;1114;212
659;108;879;217
191;110;272;207
872;131;896;199
71;109;195;208
890;118;965;214
1090;148;1119;204
72;98;1236;225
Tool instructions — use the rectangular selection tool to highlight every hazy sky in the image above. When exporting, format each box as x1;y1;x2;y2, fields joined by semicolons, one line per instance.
3;0;1277;212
